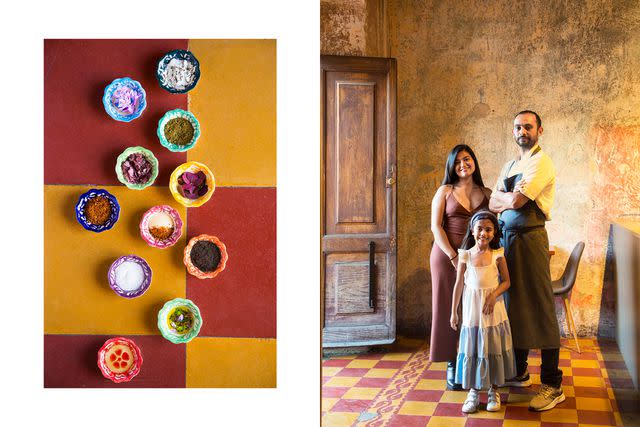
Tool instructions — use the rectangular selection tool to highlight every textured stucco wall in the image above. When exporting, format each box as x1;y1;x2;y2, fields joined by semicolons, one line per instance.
321;0;640;338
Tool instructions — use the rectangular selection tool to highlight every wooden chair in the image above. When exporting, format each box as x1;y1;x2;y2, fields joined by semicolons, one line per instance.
552;242;585;353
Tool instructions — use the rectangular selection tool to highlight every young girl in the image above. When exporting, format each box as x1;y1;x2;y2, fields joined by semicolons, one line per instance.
450;210;516;413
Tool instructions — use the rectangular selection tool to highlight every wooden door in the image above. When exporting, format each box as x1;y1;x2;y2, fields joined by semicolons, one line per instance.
321;55;397;347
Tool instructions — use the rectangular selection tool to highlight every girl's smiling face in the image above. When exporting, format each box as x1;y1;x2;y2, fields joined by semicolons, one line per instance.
472;219;495;248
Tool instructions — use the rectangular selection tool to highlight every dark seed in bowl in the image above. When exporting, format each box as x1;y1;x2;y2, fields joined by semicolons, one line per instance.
190;240;221;272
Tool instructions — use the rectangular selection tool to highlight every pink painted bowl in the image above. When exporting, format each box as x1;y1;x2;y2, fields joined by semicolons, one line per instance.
97;337;143;383
139;205;183;248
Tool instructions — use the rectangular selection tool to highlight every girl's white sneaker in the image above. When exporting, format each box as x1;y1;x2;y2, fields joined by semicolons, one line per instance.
462;390;479;413
487;388;501;412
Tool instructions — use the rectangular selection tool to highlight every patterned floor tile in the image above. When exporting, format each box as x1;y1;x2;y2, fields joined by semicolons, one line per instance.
322;338;638;426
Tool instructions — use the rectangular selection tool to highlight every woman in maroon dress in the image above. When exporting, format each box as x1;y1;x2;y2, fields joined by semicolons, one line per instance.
430;144;492;390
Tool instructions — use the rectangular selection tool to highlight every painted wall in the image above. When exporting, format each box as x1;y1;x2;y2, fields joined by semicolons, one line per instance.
321;0;640;338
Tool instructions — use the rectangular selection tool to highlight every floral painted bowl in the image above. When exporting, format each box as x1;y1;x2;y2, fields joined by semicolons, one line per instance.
97;337;143;383
157;298;202;344
107;255;152;298
183;234;228;280
75;189;120;233
115;146;159;190
103;77;146;122
169;161;215;207
139;205;183;248
157;109;201;152
156;49;201;94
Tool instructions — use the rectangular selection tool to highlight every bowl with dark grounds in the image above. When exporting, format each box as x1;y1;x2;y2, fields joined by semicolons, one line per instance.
103;77;147;122
183;234;228;280
157;109;201;152
156;49;201;94
75;189;120;232
107;255;152;298
115;146;159;190
157;298;202;344
169;161;215;207
139;205;183;249
97;337;143;383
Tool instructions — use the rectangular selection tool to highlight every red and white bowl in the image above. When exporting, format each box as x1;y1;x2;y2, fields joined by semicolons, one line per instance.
97;337;143;383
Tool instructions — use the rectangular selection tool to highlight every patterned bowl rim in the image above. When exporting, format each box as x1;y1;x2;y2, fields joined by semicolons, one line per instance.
156;49;201;94
157;298;203;344
115;146;159;190
97;337;143;383
156;109;201;152
75;189;121;233
107;255;153;298
102;77;147;122
183;234;228;280
139;205;183;248
168;161;215;207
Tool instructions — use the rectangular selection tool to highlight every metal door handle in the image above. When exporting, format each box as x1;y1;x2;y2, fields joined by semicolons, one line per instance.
369;241;375;308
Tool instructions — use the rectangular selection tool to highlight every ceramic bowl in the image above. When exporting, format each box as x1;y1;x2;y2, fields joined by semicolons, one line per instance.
115;146;159;190
97;337;143;383
139;205;183;248
107;255;152;298
169;161;215;207
157;109;201;152
156;49;201;94
157;298;202;344
183;234;228;280
75;189;120;232
103;77;146;122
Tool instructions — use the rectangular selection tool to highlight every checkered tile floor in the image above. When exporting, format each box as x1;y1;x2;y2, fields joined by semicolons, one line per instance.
322;338;640;426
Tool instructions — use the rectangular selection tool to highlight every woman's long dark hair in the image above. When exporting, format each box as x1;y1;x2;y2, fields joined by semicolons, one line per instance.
442;144;485;187
461;210;502;250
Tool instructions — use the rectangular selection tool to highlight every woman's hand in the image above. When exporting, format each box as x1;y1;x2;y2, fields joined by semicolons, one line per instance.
450;254;458;269
450;312;459;330
483;292;497;315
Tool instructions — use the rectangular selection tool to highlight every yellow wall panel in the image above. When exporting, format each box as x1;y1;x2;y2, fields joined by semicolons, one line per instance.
44;185;187;335
186;337;276;387
188;39;276;187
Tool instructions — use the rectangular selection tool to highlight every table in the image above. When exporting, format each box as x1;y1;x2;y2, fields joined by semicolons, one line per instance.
44;39;276;388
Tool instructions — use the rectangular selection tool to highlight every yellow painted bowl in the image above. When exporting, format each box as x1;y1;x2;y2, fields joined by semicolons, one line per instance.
169;161;215;207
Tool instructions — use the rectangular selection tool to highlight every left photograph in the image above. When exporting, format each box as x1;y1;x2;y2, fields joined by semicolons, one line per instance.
44;39;276;388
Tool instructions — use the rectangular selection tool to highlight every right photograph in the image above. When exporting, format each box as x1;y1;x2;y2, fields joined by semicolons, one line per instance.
320;2;640;426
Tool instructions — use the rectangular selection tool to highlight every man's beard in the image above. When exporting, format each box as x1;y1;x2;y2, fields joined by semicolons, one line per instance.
516;136;536;148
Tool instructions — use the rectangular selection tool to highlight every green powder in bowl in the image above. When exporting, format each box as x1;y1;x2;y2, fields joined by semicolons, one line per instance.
157;109;201;152
164;117;194;146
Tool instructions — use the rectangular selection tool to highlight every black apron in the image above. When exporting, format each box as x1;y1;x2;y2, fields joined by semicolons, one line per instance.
500;147;560;349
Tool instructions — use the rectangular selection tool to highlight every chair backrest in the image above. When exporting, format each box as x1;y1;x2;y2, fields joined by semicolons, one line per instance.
558;241;585;293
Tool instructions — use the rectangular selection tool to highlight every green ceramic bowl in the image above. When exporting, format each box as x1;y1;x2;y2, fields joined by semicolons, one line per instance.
157;109;201;152
157;298;202;344
115;146;159;190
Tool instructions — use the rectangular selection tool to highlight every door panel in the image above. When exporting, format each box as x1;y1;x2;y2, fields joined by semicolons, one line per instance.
321;55;396;347
326;71;388;236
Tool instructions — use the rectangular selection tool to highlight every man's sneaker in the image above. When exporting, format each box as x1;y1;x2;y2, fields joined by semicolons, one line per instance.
529;384;565;411
503;370;532;387
487;388;501;412
461;389;479;413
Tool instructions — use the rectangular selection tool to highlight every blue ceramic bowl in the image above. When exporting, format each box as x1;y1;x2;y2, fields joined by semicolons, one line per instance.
103;77;147;122
75;189;120;232
156;50;201;94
